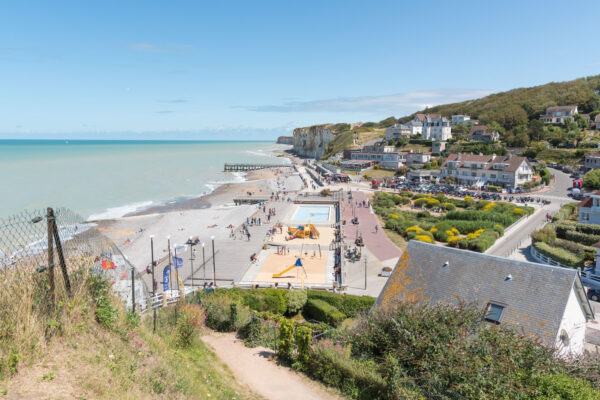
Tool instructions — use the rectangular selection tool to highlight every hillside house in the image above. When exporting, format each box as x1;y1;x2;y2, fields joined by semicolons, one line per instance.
375;241;594;356
440;153;533;188
385;123;410;140
578;192;600;224
451;114;479;126
422;115;452;141
540;106;578;124
584;153;600;171
432;141;447;153
406;119;423;136
467;125;500;142
349;150;403;170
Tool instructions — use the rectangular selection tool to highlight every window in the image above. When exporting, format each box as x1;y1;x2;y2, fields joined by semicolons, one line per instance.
485;303;504;324
582;212;590;221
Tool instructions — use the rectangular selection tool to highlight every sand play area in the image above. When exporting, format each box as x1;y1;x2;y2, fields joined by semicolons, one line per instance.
269;226;336;246
251;250;330;285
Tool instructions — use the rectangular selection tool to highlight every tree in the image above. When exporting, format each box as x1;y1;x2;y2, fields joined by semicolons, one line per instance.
379;116;397;127
584;169;600;190
528;119;546;141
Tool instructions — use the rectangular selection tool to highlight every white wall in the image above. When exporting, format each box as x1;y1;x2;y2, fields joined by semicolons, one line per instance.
555;288;588;357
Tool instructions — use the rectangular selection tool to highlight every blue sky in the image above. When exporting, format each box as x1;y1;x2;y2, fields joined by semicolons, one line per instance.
1;0;599;139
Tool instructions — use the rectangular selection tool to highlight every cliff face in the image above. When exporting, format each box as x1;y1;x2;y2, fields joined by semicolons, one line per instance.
293;125;334;159
276;136;294;145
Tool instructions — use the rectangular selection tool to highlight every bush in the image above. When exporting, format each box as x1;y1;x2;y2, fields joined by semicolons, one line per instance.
534;242;584;268
176;304;205;347
443;202;456;211
415;235;434;243
528;373;599;400
286;290;308;315
89;275;119;329
308;341;387;400
531;226;556;244
277;318;294;363
563;230;600;246
487;185;501;192
263;289;287;315
584;168;600;189
304;299;346;327
413;198;428;208
426;199;440;209
202;293;251;331
445;210;515;227
306;290;375;318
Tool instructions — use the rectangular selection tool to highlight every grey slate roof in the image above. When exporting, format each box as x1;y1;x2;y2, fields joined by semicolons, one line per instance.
375;241;593;346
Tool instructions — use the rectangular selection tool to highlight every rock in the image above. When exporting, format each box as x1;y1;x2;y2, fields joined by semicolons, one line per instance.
293;125;334;159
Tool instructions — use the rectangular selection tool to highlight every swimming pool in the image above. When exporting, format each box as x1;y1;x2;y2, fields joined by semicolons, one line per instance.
291;205;331;222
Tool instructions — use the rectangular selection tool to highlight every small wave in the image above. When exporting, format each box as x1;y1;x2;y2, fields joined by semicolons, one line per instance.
87;201;153;221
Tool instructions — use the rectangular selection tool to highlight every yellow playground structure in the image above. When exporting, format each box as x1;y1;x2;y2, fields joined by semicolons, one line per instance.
273;257;306;278
287;224;320;240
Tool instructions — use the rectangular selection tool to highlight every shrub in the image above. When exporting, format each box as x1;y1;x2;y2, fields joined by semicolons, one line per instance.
512;208;524;216
563;230;600;246
202;293;251;331
277;318;294;363
293;325;312;371
414;235;434;243
413;198;428;207
88;275;119;329
534;242;584;268
493;224;504;236
426;199;440;209
531;226;556;244
487;185;501;192
286;290;308;315
176;304;205;347
528;373;599;400
263;289;287;315
304;299;346;326
306;290;374;318
443;202;456;211
482;202;496;211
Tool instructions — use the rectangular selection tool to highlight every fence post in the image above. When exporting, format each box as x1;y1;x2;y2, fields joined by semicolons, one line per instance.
46;207;55;306
49;209;71;295
131;267;136;312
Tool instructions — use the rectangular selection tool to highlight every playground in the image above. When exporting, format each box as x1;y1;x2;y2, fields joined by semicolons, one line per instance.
249;249;331;285
270;226;337;246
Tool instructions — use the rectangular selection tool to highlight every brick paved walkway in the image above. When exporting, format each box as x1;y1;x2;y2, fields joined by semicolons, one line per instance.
341;190;402;263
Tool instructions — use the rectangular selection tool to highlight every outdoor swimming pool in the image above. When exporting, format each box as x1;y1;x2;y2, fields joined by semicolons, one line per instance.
291;205;331;222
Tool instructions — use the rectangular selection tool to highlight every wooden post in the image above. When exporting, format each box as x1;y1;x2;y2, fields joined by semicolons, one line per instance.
52;218;72;295
46;208;55;306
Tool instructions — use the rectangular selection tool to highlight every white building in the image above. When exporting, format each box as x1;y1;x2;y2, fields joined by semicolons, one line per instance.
406;119;423;136
349;151;403;170
451;114;479;126
375;241;594;357
385;124;410;140
540;106;579;124
440;153;534;188
578;193;600;224
422;115;452;141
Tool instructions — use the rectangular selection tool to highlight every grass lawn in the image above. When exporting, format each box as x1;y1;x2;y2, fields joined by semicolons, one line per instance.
377;213;408;251
363;169;397;180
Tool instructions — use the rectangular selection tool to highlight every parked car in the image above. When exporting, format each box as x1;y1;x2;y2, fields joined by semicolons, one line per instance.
588;289;600;302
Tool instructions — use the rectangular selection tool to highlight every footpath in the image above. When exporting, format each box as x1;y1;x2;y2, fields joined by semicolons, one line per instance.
202;333;343;400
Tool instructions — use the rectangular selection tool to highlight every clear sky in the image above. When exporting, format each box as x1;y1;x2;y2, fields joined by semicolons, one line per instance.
1;0;599;140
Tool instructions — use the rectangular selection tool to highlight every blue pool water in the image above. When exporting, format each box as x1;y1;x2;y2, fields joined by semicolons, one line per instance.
292;205;331;222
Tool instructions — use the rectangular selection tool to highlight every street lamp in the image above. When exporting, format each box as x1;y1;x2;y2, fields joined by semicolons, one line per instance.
211;235;216;286
202;242;206;280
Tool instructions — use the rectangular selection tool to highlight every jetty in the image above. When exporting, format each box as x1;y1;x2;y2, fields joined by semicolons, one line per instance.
224;163;283;172
233;196;270;205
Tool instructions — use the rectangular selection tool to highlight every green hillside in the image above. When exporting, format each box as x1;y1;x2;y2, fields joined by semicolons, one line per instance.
399;75;600;129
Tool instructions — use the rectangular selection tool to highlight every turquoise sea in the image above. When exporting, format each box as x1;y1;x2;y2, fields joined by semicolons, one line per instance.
0;140;290;219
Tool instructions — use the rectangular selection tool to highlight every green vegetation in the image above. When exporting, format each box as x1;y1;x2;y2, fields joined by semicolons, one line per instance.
584;168;600;189
531;203;595;268
195;287;600;400
374;191;532;253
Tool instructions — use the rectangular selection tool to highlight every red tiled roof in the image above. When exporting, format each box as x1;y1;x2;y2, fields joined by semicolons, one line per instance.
579;197;593;208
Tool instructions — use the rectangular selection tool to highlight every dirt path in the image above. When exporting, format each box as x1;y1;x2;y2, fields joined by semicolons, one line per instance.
202;333;344;400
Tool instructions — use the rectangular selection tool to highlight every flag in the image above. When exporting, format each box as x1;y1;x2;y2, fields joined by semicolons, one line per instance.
173;256;183;269
101;259;115;270
163;266;170;291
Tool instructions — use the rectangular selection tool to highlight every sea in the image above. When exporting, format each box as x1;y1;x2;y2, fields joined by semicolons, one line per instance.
0;140;291;220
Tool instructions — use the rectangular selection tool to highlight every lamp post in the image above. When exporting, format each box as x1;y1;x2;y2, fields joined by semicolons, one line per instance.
211;236;216;286
167;236;173;292
150;235;155;295
202;242;206;280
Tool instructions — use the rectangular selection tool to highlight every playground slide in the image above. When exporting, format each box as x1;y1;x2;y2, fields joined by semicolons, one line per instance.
272;264;296;278
289;229;300;240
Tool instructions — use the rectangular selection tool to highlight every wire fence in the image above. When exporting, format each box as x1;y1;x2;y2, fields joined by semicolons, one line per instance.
0;207;150;311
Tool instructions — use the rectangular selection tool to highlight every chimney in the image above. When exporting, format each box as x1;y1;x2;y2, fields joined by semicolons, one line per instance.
492;153;496;161
479;152;483;156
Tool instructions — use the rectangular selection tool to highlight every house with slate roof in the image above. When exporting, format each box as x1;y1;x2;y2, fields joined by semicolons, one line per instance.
440;153;533;188
540;105;578;124
467;125;500;142
375;241;594;356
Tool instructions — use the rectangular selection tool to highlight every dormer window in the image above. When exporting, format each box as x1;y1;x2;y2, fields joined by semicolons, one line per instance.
485;303;504;324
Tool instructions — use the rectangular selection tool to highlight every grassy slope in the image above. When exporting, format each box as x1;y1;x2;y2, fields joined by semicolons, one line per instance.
0;290;260;400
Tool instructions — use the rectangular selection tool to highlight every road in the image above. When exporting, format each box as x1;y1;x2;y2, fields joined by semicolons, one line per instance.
488;167;572;260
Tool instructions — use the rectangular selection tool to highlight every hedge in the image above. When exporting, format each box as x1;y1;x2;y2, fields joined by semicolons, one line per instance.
561;230;600;246
534;242;584;268
307;290;375;318
304;298;346;326
557;221;600;236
